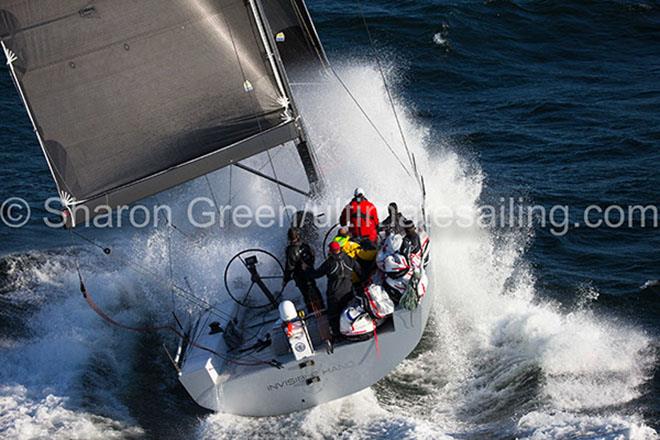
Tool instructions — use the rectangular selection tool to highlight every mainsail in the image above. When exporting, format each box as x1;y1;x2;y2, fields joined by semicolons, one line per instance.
0;0;321;226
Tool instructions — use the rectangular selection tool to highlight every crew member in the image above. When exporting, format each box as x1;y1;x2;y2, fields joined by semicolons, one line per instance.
333;227;377;280
283;228;324;314
400;219;422;257
339;188;379;247
378;202;408;236
333;227;361;257
310;241;362;335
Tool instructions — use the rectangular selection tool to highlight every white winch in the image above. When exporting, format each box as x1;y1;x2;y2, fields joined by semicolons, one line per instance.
279;301;315;361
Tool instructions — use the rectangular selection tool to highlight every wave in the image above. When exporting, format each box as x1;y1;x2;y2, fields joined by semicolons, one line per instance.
0;61;657;439
195;63;657;438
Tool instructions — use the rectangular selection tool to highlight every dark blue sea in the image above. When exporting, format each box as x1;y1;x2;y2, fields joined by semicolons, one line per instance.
0;1;658;439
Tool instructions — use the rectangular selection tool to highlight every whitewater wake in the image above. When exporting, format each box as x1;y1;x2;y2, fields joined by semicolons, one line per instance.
0;63;657;439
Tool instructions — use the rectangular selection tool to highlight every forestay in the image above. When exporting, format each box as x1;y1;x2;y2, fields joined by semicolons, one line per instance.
0;0;302;224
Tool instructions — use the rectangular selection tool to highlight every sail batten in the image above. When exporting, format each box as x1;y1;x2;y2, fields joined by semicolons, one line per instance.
0;0;300;217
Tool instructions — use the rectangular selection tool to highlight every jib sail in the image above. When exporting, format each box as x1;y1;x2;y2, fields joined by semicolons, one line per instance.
262;0;328;77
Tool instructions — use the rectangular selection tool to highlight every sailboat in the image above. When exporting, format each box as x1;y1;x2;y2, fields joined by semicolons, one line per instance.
0;0;432;416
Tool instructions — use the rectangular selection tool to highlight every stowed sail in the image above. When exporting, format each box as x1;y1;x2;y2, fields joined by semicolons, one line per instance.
0;0;322;226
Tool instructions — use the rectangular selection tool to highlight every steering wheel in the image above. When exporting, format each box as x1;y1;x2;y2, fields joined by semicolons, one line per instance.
224;249;284;309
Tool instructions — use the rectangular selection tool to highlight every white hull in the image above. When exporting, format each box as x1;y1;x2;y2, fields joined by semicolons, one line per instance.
178;287;432;416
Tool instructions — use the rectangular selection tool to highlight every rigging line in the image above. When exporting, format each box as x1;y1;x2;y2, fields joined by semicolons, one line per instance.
189;295;217;348
221;7;249;91
154;207;212;251
69;234;282;369
75;264;169;333
356;0;415;171
224;2;312;205
75;263;279;368
219;5;272;195
205;174;225;234
228;164;233;207
68;229;234;322
224;142;301;208
155;210;176;302
268;150;290;223
248;2;320;204
225;5;297;210
127;258;228;322
126;258;229;322
289;0;329;68
141;269;229;321
68;229;111;254
167;223;176;312
234;163;309;197
328;64;414;178
355;2;427;221
1;41;75;199
164;219;207;249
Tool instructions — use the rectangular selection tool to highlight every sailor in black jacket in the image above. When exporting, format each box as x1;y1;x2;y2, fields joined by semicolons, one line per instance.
310;241;362;333
378;202;409;236
400;219;422;257
283;228;324;313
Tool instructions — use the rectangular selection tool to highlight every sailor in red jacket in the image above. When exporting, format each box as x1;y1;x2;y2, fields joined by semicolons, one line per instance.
339;188;380;246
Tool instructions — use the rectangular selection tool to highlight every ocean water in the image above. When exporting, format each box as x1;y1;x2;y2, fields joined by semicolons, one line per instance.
1;1;659;439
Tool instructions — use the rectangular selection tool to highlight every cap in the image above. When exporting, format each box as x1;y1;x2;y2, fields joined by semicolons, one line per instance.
354;187;365;197
329;241;342;253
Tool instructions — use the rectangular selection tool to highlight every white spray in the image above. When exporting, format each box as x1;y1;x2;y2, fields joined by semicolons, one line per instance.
0;62;656;440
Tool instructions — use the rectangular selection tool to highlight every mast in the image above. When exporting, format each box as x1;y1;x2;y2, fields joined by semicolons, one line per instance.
248;0;325;195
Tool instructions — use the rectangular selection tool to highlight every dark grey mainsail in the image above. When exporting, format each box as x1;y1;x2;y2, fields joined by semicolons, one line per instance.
0;0;319;225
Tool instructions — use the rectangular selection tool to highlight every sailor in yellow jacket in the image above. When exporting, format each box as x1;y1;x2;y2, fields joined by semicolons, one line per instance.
333;228;377;282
